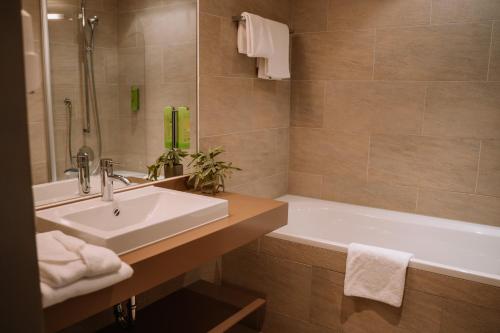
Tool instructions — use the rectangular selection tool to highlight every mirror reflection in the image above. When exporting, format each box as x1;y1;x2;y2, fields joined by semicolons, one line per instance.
30;0;197;206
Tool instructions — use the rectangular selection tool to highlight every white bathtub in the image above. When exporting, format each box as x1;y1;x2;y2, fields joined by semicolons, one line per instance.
272;195;500;287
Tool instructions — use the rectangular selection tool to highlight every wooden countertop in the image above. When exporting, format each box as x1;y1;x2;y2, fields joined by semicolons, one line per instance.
43;189;288;332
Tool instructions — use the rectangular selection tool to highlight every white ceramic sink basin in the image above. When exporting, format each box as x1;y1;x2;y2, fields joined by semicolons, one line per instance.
36;186;229;254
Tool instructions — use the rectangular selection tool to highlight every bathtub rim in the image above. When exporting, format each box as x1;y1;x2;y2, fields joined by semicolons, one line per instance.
272;195;500;288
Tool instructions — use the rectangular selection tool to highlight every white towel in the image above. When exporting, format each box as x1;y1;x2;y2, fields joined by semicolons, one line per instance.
36;231;122;288
41;262;133;308
237;12;290;80
238;12;274;58
344;243;413;307
257;19;290;80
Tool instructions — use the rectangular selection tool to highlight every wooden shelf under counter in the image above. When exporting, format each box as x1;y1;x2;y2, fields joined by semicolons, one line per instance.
99;280;266;333
43;187;288;332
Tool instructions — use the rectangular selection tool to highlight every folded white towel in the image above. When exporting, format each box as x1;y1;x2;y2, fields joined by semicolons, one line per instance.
36;231;122;288
237;12;290;80
257;19;290;80
41;262;133;308
344;243;413;307
238;12;274;58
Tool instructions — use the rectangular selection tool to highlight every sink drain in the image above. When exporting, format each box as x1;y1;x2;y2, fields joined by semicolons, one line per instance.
113;208;120;216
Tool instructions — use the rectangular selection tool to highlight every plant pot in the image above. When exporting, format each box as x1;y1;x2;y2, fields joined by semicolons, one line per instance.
164;164;183;179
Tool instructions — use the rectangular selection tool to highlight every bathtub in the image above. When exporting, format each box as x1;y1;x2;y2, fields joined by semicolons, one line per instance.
272;195;500;288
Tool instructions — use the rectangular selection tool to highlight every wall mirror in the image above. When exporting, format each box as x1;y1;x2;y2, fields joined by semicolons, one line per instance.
30;0;198;206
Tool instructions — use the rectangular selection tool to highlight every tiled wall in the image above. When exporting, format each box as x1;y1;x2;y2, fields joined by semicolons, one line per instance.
116;0;197;172
23;0;49;185
289;0;500;227
198;0;291;198
223;237;500;333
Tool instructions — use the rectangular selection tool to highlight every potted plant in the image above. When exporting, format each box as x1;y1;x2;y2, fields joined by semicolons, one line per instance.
147;148;188;181
188;147;241;195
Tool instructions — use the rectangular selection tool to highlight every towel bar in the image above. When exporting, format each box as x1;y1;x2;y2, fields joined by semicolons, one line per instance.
232;15;294;34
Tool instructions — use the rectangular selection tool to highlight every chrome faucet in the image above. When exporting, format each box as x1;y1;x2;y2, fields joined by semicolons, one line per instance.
64;152;91;195
77;152;91;194
100;158;131;201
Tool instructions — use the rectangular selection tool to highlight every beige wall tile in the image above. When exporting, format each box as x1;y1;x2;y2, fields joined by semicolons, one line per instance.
50;44;80;85
406;268;500;311
28;122;48;165
417;188;500;226
137;3;196;47
288;171;323;199
200;129;287;187
292;30;374;80
252;80;290;129
162;42;196;83
119;116;146;155
104;49;118;84
252;0;291;25
432;0;500;24
222;249;312;321
477;140;500;197
261;236;347;273
199;0;253;18
290;128;369;178
250;173;289;199
291;0;328;33
374;23;491;81
144;118;164;164
144;46;163;85
325;82;425;135
145;82;196;120
199;77;254;137
291;80;325;128
369;135;480;192
309;267;343;330
117;12;138;48
424;83;500;139
264;254;312;320
199;13;222;76
118;47;145;85
31;161;49;185
26;89;46;124
118;0;164;12
264;311;337;333
440;299;500;333
327;0;431;30
322;175;418;213
417;136;480;192
368;134;420;186
489;21;500;81
96;84;119;119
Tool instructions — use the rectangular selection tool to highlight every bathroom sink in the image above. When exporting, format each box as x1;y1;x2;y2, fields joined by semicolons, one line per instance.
36;186;229;254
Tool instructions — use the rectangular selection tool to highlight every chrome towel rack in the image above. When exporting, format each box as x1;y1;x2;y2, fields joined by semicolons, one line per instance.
232;15;294;34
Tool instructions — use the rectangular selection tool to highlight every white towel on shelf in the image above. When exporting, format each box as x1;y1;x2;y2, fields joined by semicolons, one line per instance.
41;262;133;308
36;231;122;288
344;243;413;307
